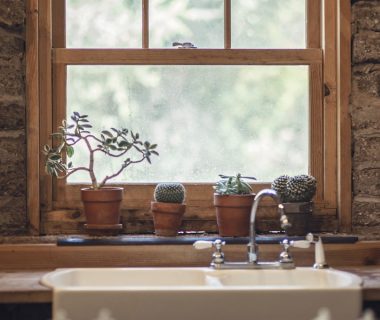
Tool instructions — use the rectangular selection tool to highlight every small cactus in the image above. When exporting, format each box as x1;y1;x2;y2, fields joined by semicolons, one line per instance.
272;174;317;202
154;183;185;203
214;173;254;195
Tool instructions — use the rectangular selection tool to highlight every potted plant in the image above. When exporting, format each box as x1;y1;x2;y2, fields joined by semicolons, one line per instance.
213;174;256;237
271;174;317;235
151;183;186;236
43;111;158;234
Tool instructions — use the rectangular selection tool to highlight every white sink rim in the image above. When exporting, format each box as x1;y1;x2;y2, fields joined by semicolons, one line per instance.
41;267;362;291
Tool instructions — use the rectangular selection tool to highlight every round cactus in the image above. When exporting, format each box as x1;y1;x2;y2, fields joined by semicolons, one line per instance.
271;175;290;201
272;174;317;202
154;183;185;203
286;175;316;202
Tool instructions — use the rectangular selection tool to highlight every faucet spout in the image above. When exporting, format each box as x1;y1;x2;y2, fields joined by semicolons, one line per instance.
248;189;290;263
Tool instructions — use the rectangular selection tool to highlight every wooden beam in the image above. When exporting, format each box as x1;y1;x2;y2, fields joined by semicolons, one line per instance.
26;0;40;235
2;242;380;270
224;0;231;49
322;0;338;208
309;64;324;201
306;0;321;48
53;48;323;65
142;0;149;48
337;0;352;232
39;0;53;216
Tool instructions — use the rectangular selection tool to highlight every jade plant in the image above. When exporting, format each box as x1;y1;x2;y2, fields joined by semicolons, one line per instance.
43;112;158;189
214;173;256;195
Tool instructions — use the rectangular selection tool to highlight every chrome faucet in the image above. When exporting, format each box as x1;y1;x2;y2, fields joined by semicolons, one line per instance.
247;189;291;264
194;189;304;270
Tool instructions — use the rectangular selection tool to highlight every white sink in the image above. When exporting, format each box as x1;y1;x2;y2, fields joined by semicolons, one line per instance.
41;267;362;320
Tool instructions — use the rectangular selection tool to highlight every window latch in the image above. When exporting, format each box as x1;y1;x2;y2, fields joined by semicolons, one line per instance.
172;42;197;49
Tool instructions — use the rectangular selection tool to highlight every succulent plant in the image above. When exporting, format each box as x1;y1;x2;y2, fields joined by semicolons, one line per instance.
43;112;158;189
214;173;256;195
272;174;317;202
154;183;186;203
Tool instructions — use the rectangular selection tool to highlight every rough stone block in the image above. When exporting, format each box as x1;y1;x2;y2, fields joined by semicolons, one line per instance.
353;31;380;63
352;64;380;97
0;0;25;28
352;198;380;227
0;98;25;129
0;56;24;97
353;166;380;196
352;1;380;32
0;29;24;59
0;131;25;163
353;134;380;163
0;196;26;235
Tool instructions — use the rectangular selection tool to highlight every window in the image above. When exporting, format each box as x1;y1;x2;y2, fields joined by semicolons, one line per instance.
26;0;352;235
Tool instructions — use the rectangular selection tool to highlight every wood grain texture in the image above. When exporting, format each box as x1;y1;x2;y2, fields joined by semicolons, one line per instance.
309;64;324;201
337;0;352;232
39;0;53;216
53;48;323;65
2;242;380;271
307;0;321;48
142;0;149;48
224;0;231;49
52;0;66;48
26;0;40;235
322;0;338;208
0;271;51;303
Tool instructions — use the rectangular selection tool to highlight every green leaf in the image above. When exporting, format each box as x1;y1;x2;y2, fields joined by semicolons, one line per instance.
66;145;74;158
149;144;158;149
73;111;80;117
150;150;159;156
81;124;92;128
49;154;61;161
118;140;130;148
101;130;113;138
68;162;73;168
109;145;117;150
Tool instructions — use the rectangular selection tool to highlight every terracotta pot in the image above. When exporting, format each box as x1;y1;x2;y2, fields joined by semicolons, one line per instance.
151;201;186;236
283;202;313;236
81;187;123;234
214;193;255;237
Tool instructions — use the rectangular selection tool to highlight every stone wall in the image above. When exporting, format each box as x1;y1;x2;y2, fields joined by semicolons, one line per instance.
0;0;27;235
351;0;380;234
0;1;378;235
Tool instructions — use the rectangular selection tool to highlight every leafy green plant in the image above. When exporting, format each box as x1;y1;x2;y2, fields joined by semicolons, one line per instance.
214;173;256;195
43;112;158;189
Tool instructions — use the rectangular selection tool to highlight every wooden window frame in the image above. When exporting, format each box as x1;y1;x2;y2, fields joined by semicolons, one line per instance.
26;0;352;235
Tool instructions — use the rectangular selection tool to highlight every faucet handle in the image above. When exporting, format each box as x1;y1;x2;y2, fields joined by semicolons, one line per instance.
193;241;213;250
290;240;311;249
193;239;225;250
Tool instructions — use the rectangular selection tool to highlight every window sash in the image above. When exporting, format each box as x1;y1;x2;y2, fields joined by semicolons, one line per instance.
30;0;348;235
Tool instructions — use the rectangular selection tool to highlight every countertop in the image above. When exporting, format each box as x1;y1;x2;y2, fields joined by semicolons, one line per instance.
1;267;380;304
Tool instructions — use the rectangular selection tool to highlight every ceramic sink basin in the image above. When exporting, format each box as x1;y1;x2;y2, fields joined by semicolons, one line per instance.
41;267;362;320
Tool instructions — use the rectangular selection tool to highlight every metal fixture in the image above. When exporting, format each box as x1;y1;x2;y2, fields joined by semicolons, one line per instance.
172;42;197;49
306;233;329;269
194;189;311;270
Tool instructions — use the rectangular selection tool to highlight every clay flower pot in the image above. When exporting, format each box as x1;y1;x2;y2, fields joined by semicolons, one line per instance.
214;193;255;237
151;201;186;236
81;187;123;235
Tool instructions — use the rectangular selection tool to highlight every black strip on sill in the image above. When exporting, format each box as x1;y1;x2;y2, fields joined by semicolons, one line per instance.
57;235;358;246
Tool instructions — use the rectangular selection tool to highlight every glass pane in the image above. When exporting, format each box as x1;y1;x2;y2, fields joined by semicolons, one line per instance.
149;0;223;48
67;65;308;183
232;0;306;48
66;0;142;48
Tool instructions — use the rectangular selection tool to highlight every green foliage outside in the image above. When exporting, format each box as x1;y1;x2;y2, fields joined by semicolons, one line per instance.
65;0;308;183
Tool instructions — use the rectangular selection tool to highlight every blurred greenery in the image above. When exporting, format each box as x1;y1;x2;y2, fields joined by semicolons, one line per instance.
66;0;308;183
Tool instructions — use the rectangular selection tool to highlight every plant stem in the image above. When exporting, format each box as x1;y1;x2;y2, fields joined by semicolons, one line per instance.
57;167;90;179
99;156;146;188
83;135;98;188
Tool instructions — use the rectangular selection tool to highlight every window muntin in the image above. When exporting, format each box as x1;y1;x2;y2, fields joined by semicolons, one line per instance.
67;65;308;183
